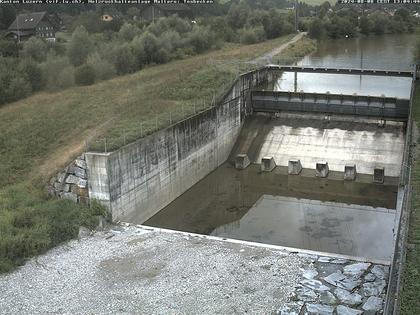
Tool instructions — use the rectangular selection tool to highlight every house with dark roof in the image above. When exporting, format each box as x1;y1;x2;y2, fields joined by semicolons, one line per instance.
7;12;62;42
139;4;193;22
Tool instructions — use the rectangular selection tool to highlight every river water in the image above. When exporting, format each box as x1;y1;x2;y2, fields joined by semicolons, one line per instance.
274;34;416;99
144;35;414;258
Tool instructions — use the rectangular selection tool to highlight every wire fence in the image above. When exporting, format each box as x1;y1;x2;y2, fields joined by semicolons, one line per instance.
83;58;305;154
84;61;263;153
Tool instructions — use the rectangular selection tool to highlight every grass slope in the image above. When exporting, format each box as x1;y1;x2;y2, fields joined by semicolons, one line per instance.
0;34;306;273
0;34;295;187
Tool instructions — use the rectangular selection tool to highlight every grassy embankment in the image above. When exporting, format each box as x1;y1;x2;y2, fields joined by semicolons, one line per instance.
0;33;312;273
274;36;317;64
400;84;420;314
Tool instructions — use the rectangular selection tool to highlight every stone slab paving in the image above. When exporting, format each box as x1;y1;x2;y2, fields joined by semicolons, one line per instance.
0;226;389;314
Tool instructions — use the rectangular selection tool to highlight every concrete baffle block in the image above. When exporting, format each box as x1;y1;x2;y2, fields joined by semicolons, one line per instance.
288;160;302;175
374;167;385;184
344;164;357;181
261;157;276;172
315;162;329;178
235;154;251;170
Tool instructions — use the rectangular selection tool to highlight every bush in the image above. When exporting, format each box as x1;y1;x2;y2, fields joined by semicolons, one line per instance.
188;26;216;54
239;26;265;44
75;64;95;86
0;183;109;273
40;55;73;91
21;37;48;63
56;66;75;89
19;59;45;91
86;52;116;81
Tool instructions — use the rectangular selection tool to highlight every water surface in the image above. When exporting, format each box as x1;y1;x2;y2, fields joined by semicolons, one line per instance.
272;34;416;99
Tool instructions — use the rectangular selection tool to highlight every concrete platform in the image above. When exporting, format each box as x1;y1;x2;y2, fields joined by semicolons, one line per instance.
0;226;389;315
233;114;405;177
211;195;396;262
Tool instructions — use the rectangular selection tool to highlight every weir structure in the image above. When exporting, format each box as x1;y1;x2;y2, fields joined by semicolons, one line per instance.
84;65;416;314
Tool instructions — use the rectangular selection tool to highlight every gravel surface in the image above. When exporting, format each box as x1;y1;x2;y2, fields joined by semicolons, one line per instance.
0;226;307;315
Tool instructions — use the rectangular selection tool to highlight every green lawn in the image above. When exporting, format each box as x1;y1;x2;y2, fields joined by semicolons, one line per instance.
400;84;420;314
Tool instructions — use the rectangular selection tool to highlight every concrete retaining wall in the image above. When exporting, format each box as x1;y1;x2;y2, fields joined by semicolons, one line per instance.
85;68;273;223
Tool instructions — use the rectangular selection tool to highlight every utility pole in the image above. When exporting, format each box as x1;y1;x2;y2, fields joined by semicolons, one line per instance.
294;0;299;33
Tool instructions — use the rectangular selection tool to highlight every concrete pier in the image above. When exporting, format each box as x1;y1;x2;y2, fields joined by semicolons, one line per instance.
374;167;385;184
316;162;329;178
288;159;302;175
344;164;357;181
261;157;276;172
235;154;251;170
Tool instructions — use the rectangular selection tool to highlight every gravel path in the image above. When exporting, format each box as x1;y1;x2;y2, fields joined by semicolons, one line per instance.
251;32;307;65
0;226;306;315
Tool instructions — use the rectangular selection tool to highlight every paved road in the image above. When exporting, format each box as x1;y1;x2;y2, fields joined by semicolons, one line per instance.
251;32;307;65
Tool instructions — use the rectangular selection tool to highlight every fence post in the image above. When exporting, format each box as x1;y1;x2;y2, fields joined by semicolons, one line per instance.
169;111;172;125
155;115;158;130
140;123;143;138
104;138;107;153
123;132;126;146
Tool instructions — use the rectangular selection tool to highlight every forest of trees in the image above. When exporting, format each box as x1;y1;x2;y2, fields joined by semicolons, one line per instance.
0;2;298;106
307;4;418;39
1;1;420;106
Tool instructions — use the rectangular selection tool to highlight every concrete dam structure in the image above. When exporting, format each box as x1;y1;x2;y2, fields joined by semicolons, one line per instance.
84;65;415;313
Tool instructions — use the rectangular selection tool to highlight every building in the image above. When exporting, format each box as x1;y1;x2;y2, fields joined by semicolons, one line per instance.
7;12;61;42
101;14;114;22
139;4;193;22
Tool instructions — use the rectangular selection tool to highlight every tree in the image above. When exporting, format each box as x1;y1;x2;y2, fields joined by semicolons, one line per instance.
0;6;16;30
75;64;95;86
0;39;18;57
67;26;94;66
262;11;285;39
131;36;148;69
359;16;371;35
126;7;140;20
21;37;48;63
139;31;158;64
308;18;325;39
226;3;249;29
113;44;136;75
370;12;387;35
118;22;140;41
394;8;410;21
0;60;31;105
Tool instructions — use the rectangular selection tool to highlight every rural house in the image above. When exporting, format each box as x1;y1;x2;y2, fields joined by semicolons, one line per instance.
7;12;61;42
139;4;193;22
